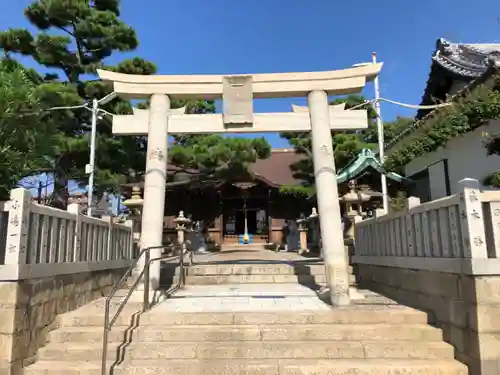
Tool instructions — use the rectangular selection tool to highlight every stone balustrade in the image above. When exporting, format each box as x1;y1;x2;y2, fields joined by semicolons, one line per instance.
353;178;500;375
0;188;134;374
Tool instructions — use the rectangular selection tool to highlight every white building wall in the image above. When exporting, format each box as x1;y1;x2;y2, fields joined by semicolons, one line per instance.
404;120;500;199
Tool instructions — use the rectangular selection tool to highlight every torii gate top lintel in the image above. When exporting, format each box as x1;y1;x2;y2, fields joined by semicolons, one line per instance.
96;63;383;99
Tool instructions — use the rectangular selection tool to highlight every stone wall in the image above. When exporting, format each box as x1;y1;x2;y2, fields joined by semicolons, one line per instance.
357;264;500;375
0;268;125;375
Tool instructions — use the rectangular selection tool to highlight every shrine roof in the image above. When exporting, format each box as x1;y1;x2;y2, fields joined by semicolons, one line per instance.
416;38;500;119
384;38;500;155
433;38;500;78
249;148;304;187
122;148;304;189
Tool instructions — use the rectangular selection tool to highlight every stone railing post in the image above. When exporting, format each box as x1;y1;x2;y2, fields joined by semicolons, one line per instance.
102;215;114;260
4;188;31;265
404;196;420;257
457;178;488;258
124;219;134;260
67;203;82;262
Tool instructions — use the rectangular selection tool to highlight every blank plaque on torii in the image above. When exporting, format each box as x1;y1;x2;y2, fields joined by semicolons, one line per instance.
222;75;254;127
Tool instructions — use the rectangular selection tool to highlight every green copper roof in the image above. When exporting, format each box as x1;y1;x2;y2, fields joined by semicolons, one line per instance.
336;149;409;183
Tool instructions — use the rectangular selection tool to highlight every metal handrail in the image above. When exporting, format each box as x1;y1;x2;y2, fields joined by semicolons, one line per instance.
101;243;190;375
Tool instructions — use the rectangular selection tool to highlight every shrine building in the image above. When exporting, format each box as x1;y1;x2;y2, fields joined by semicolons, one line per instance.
122;148;388;247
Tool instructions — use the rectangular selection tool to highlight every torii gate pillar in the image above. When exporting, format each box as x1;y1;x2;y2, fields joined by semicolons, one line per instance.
309;90;349;305
139;94;170;289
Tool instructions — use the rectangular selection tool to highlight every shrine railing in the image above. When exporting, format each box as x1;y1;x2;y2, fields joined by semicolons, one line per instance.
353;179;500;274
0;188;134;280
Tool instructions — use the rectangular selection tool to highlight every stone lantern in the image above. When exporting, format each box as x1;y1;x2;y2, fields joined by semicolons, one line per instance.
122;186;144;245
174;210;192;265
296;213;308;255
174;210;191;247
340;180;370;241
308;207;321;256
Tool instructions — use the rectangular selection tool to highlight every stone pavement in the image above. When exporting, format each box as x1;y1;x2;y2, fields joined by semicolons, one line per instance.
157;247;366;312
191;247;323;264
154;283;331;312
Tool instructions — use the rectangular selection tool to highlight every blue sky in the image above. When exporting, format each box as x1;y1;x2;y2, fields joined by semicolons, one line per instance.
2;0;500;147
2;0;500;199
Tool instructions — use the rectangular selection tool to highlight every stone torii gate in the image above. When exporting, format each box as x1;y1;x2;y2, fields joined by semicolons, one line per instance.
97;64;382;306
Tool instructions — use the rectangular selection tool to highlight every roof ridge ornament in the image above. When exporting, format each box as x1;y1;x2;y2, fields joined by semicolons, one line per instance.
487;51;500;69
437;38;453;55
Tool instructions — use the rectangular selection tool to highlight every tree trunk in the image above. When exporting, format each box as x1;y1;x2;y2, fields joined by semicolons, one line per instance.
51;163;69;210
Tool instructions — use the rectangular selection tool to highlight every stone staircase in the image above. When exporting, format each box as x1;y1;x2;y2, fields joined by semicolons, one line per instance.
180;263;354;286
24;255;468;375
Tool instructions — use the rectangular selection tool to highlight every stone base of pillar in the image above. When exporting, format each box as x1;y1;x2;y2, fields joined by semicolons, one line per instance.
317;286;364;305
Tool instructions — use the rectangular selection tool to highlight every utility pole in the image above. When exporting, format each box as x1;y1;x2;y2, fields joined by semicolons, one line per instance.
86;98;98;217
372;52;389;213
85;92;117;217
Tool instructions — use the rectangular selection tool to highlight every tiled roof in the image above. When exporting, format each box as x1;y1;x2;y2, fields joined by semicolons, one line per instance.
123;148;305;189
432;38;500;78
384;38;500;153
416;38;500;119
249;148;304;187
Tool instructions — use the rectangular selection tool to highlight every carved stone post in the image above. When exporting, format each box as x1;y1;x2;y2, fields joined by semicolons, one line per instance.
5;188;31;265
457;178;488;258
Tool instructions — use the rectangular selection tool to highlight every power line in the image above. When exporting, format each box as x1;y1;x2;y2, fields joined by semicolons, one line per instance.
346;97;452;111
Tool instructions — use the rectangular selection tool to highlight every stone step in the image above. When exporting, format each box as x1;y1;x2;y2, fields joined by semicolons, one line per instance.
37;340;454;361
57;308;430;327
24;359;468;375
47;324;443;343
184;274;335;284
182;264;329;276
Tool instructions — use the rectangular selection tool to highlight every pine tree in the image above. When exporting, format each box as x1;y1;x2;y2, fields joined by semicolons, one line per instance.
0;0;156;208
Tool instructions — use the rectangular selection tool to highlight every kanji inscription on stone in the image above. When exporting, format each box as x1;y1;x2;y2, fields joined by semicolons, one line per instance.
9;199;19;210
148;148;164;161
10;215;19;227
320;144;331;155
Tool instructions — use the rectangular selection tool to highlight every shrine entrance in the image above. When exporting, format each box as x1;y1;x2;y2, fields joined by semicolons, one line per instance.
222;182;269;244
